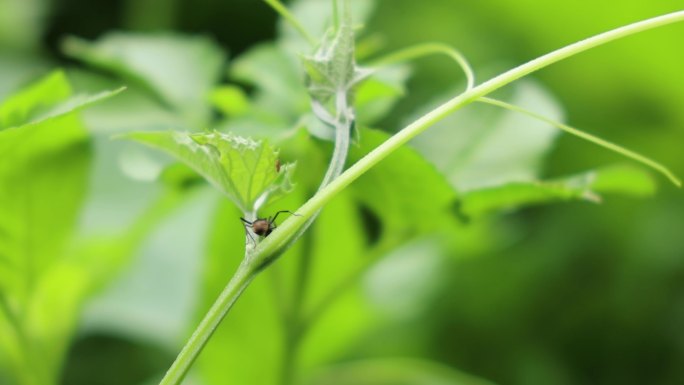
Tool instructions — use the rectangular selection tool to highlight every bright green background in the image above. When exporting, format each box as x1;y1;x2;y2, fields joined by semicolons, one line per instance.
1;1;683;385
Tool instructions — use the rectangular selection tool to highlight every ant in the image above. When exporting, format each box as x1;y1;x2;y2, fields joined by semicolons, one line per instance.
240;210;299;244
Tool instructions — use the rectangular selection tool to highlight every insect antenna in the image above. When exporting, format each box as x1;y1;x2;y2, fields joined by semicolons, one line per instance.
270;210;300;223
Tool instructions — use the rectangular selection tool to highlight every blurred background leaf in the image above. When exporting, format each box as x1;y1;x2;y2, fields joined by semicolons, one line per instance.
62;32;225;128
0;71;129;385
306;358;497;385
1;1;683;385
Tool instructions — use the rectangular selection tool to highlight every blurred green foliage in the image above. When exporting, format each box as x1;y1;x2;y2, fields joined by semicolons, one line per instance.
1;1;683;385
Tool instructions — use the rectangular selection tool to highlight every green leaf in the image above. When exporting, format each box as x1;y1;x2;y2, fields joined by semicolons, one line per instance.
306;358;497;385
62;32;225;127
226;41;409;141
406;79;662;217
297;0;371;146
410;80;562;191
349;127;457;234
477;96;681;187
589;164;656;196
0;70;128;385
225;0;407;141
0;71;70;129
0;70;124;293
73;188;191;294
0;0;47;50
0;71;125;157
301;1;369;106
209;85;250;118
120;130;295;213
0;142;90;294
63;185;197;350
296;190;378;369
278;0;376;53
0;52;50;101
364;237;449;319
355;65;411;125
231;44;308;122
459;165;656;218
0;71;93;385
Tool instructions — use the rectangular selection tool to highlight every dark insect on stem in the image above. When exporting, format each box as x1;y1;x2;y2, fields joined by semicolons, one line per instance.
275;158;281;173
240;210;300;245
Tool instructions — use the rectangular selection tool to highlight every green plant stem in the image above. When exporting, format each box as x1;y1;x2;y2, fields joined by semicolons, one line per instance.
158;259;256;385
264;0;317;47
477;97;682;186
367;42;475;90
253;10;684;268
320;114;352;188
158;10;684;385
279;93;354;296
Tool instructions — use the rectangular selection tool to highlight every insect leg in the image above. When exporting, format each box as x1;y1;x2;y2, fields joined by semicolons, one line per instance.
270;210;300;223
240;217;256;245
